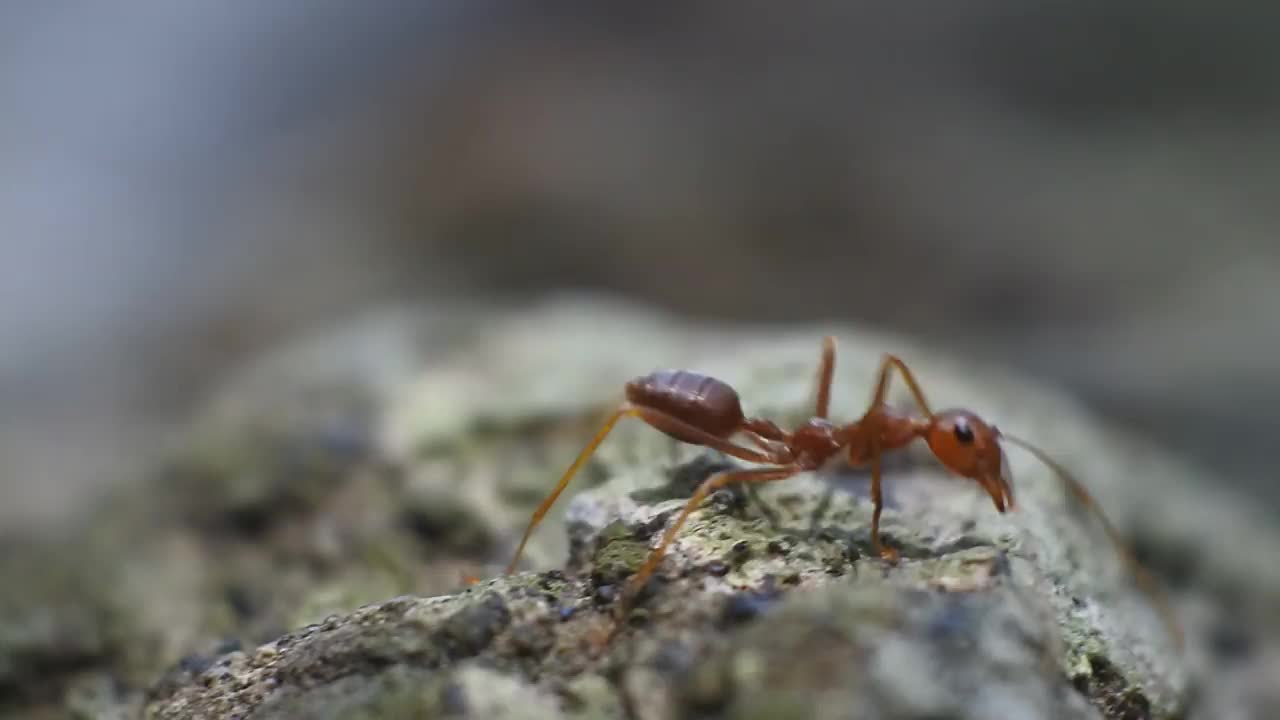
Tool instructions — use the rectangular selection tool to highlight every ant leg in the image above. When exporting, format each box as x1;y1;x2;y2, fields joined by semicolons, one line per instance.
668;424;789;528
505;405;636;574
849;354;933;565
505;405;781;574
871;354;934;418
869;432;899;563
743;430;789;457
814;336;837;418
633;409;782;464
720;430;787;527
616;466;799;617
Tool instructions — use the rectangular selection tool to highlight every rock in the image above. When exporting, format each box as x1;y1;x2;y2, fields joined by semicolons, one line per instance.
686;583;1106;720
6;296;1279;718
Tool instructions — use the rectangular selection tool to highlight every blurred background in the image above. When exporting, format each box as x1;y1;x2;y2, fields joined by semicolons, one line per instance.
2;1;1278;534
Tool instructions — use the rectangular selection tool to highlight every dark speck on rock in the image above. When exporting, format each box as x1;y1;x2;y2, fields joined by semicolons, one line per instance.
636;512;673;541
558;604;577;621
731;540;752;561
435;593;511;659
440;680;468;716
652;642;695;673
720;588;782;626
991;551;1012;577
926;597;976;644
509;621;555;658
178;654;214;676
766;539;789;556
1209;621;1255;661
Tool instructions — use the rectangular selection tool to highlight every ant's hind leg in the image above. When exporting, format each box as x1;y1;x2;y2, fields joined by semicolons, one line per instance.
616;465;799;619
504;404;638;574
505;405;780;575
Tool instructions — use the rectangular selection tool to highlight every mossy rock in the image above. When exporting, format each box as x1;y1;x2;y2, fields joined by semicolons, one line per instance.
8;297;1280;718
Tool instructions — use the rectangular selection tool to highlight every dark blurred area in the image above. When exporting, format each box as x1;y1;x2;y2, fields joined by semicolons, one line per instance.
3;1;1279;532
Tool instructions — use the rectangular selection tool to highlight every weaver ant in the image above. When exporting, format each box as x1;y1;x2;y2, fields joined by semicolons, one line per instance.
503;337;1180;646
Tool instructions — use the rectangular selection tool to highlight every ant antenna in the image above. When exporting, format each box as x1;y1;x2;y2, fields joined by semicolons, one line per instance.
1002;433;1183;650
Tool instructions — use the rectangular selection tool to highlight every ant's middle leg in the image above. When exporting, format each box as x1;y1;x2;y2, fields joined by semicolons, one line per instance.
868;433;900;564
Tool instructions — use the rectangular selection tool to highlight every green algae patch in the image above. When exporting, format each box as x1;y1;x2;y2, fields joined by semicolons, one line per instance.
589;520;651;586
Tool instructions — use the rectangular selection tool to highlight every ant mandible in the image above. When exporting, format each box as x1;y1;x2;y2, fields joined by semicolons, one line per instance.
502;337;1180;646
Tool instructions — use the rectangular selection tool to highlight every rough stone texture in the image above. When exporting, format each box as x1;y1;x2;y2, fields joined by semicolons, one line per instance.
2;297;1278;718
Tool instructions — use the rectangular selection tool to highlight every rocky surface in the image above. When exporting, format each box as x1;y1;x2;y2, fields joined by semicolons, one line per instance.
2;297;1278;718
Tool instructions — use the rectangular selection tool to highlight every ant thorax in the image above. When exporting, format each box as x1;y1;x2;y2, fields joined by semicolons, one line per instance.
788;417;842;465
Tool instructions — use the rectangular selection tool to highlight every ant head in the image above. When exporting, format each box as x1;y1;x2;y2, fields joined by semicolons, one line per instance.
924;409;1014;513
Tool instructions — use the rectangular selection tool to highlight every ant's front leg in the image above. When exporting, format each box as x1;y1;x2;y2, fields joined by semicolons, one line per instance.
813;336;837;419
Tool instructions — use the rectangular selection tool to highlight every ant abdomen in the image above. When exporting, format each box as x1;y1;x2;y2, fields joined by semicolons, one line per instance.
625;370;745;442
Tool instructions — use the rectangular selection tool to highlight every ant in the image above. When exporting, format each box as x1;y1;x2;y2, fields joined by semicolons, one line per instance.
503;337;1181;646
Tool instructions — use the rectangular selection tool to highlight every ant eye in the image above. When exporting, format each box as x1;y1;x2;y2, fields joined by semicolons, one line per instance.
953;419;975;444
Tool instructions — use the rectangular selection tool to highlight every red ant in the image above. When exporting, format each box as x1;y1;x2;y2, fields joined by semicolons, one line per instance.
503;337;1181;646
